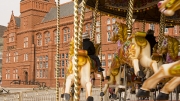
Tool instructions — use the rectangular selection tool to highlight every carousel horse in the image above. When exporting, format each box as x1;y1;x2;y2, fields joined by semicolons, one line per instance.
61;38;104;101
158;0;180;16
136;35;180;100
100;22;158;99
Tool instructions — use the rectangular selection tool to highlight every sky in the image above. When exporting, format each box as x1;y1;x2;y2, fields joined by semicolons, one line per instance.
0;0;71;26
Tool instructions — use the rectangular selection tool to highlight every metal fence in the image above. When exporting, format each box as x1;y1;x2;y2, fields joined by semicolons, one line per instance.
0;88;179;101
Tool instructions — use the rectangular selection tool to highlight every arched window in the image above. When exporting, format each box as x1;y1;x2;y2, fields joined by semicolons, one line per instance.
112;18;116;24
107;18;111;24
44;31;50;45
54;30;57;44
37;33;42;46
63;27;71;42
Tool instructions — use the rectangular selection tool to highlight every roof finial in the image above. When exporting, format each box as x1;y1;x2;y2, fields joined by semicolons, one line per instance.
12;10;14;15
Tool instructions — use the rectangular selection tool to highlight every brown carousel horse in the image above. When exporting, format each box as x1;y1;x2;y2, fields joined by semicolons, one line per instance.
100;22;159;99
61;38;104;101
158;0;180;16
136;35;180;100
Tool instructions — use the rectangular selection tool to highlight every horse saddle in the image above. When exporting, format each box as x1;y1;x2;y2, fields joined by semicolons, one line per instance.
77;50;97;70
134;32;147;48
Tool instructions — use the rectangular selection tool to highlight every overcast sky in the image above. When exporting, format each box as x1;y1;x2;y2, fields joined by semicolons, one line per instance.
0;0;71;26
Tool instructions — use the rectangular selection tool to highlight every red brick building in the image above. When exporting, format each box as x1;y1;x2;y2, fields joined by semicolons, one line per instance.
2;0;180;87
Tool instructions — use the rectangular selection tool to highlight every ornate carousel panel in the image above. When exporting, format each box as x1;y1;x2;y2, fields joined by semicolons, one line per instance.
78;0;180;24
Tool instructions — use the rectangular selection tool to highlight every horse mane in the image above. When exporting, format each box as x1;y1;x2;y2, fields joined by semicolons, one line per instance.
145;29;157;55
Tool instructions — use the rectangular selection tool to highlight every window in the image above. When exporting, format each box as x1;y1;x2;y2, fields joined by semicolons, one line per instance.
96;27;100;32
66;53;68;58
107;25;111;31
63;28;70;42
45;31;50;45
107;31;111;42
40;70;42;78
14;52;18;62
107;18;111;24
164;28;168;33
6;69;10;79
102;61;106;67
40;62;43;68
96;34;100;43
102;54;105;60
36;70;39;78
9;33;15;42
65;60;68;66
149;24;155;30
13;69;18;79
108;54;112;59
24;53;28;61
0;52;2;59
24;37;28;48
85;23;92;38
37;33;42;46
62;53;64;58
62;68;65;77
108;60;112;67
45;55;48;61
112;18;116;24
96;21;100;26
6;52;10;63
62;60;64;66
54;30;57;44
174;26;177;34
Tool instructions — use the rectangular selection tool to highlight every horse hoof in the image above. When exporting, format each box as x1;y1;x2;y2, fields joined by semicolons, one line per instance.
100;92;104;96
156;92;169;100
118;88;125;93
112;94;117;99
87;96;93;101
64;93;70;101
130;90;136;94
137;71;145;78
136;89;149;97
61;94;64;98
105;76;110;80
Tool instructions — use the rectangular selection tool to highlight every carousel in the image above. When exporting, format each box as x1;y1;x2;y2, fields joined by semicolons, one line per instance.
55;0;180;101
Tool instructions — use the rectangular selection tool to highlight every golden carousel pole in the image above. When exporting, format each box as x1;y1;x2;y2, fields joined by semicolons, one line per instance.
125;0;134;100
99;12;103;101
56;0;60;101
78;0;87;49
158;13;165;49
142;20;146;32
92;0;99;43
73;0;80;100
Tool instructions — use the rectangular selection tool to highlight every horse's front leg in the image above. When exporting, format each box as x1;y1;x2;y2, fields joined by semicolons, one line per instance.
64;74;74;101
132;58;141;77
157;77;180;100
100;74;114;96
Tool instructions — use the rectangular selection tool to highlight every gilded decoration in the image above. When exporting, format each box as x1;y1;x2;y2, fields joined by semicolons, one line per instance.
169;64;180;76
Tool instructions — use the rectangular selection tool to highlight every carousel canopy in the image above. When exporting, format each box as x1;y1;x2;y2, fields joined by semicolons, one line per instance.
78;0;180;25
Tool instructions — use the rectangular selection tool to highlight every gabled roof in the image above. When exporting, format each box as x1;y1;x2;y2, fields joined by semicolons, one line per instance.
0;25;6;37
14;17;20;27
42;1;90;23
42;1;74;23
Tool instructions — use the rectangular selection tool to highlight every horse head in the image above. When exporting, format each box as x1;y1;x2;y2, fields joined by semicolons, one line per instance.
158;0;180;16
111;22;128;44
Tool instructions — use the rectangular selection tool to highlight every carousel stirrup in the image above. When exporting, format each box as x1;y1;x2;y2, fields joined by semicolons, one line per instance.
156;92;169;100
136;89;150;97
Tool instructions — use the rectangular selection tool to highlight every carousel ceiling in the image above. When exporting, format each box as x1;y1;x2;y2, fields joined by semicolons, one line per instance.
78;0;180;25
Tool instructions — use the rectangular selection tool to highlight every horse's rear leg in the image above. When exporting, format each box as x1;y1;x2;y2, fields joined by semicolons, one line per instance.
86;81;93;101
64;74;74;101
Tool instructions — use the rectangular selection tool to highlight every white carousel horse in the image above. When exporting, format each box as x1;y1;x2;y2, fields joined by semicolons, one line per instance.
100;22;158;99
158;0;180;16
61;38;103;101
136;35;180;100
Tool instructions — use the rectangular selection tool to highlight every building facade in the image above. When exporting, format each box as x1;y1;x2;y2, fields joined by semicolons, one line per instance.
2;0;180;87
